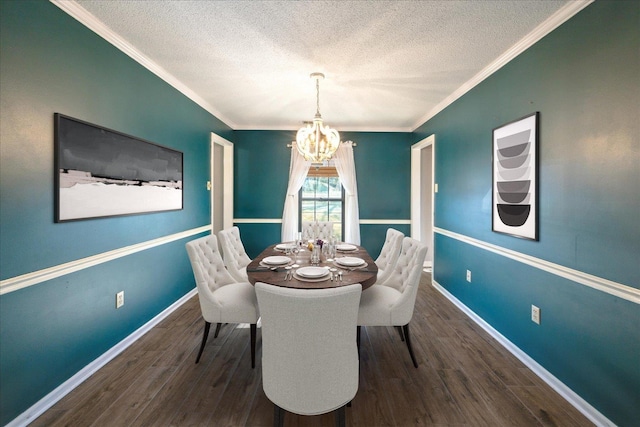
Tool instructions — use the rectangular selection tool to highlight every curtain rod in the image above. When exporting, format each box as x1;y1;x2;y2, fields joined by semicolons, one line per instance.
286;142;357;148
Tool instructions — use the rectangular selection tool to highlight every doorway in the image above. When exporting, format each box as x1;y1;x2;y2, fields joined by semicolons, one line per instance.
411;135;435;270
211;133;234;234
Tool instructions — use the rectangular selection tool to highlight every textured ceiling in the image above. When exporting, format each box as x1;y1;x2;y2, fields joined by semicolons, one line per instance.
72;0;573;131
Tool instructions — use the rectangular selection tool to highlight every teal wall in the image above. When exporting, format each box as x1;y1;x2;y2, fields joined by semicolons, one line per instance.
0;1;229;424
233;130;412;258
2;0;637;426
414;2;639;425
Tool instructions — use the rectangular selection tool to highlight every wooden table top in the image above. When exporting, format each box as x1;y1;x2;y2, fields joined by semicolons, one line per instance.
246;243;378;290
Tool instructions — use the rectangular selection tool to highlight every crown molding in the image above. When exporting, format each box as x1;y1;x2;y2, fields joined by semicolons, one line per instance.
232;124;413;133
411;0;594;131
50;0;593;134
49;0;237;129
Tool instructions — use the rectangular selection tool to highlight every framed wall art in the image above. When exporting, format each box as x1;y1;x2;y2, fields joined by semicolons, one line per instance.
492;112;538;240
54;113;183;222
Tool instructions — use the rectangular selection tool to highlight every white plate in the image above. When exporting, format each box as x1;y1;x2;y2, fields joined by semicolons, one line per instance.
262;256;292;265
275;243;296;251
336;257;365;267
296;266;329;278
293;272;330;282
336;244;357;251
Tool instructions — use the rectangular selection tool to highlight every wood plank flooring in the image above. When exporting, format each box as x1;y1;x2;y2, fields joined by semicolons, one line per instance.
31;273;593;426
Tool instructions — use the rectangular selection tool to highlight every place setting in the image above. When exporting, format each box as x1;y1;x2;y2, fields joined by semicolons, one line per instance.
293;266;331;282
274;242;296;252
258;255;293;270
335;243;358;252
333;256;368;270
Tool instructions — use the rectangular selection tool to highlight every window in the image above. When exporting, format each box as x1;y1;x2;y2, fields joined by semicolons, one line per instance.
299;166;344;240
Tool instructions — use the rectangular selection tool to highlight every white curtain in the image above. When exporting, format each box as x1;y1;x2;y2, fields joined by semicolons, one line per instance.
334;141;361;245
281;146;311;242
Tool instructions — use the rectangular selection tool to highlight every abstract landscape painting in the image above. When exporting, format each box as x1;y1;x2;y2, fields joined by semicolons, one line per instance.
492;113;538;240
55;114;183;222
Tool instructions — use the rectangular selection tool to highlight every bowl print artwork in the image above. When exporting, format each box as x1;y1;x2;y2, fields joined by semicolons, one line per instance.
492;113;538;240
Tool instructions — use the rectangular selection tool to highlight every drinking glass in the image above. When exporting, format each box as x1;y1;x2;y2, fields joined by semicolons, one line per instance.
292;245;300;264
311;246;320;265
328;241;336;260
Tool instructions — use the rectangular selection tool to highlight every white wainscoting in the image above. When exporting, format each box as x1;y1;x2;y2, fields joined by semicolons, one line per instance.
435;227;639;305
0;225;211;295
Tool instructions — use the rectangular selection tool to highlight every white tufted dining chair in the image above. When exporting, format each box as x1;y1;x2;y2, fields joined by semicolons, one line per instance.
256;282;362;427
357;236;428;368
217;226;252;282
301;221;334;241
374;228;404;286
185;234;259;368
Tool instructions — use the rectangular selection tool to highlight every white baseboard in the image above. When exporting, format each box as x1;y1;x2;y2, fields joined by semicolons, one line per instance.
431;280;615;427
7;288;197;427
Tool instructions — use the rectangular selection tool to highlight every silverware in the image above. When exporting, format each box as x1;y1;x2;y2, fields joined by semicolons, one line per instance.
254;266;280;271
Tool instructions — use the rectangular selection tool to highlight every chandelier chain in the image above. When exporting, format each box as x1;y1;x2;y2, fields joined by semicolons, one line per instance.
316;77;321;117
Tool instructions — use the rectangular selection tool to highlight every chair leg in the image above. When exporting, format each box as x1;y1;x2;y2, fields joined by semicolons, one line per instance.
274;404;285;427
195;321;211;364
250;323;257;369
213;323;222;338
335;405;346;427
396;325;405;341
402;323;419;368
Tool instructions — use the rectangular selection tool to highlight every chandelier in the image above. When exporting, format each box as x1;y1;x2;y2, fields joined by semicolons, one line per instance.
295;72;340;163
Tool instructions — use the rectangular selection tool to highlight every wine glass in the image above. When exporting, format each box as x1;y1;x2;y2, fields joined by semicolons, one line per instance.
292;245;300;264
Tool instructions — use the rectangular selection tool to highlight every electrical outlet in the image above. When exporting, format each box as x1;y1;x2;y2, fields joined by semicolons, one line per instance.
116;291;124;309
531;305;541;324
466;269;471;282
434;183;439;193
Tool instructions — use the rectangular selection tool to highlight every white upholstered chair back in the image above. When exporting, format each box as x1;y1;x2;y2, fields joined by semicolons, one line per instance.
383;237;428;324
357;237;428;368
256;282;362;418
217;226;251;282
185;234;237;320
301;221;334;241
374;228;404;285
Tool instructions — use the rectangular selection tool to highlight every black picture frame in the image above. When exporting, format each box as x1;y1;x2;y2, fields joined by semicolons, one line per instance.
492;112;538;240
54;113;183;222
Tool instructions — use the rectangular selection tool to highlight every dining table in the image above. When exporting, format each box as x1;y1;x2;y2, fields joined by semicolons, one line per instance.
246;242;378;290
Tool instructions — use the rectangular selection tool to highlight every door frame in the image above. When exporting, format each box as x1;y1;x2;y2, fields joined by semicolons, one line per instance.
410;134;435;268
211;132;234;233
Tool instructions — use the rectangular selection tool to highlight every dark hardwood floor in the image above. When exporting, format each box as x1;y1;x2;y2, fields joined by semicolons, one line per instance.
32;273;593;426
